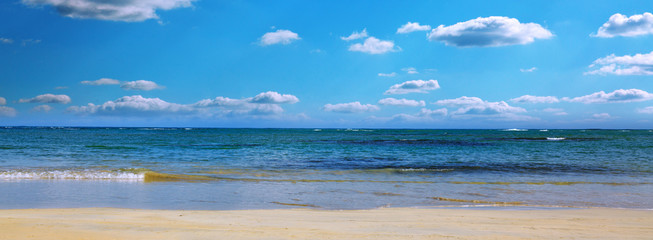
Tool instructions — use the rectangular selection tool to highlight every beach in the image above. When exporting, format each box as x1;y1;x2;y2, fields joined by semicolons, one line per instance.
1;207;652;239
1;128;652;239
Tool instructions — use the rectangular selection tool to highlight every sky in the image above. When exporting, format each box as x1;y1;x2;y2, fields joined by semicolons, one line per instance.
0;0;652;128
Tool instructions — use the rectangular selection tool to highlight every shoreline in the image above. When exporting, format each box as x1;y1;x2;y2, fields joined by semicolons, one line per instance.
1;207;651;239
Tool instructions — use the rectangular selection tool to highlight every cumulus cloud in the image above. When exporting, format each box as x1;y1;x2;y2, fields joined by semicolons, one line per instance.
260;29;300;46
21;0;194;22
592;12;653;38
563;89;653;104
81;78;121;85
510;95;559;104
67;91;299;118
396;22;431;34
378;72;396;77
322;102;379;113
435;96;527;117
401;67;418;74
378;98;425;107
194;96;247;108
418;108;447;117
193;91;298;116
19;94;71;104
348;37;397;54
585;51;653;76
120;80;164;91
389;108;448;122
0;38;13;44
427;16;553;47
32;105;52;112
520;67;537;72
68;95;192;116
0;106;17;117
384;80;440;95
341;28;368;41
249;91;299;104
0;97;6;105
637;106;653;114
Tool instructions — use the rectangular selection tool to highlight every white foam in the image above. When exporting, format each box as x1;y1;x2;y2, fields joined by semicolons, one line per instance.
546;137;565;141
502;128;528;131
0;170;145;181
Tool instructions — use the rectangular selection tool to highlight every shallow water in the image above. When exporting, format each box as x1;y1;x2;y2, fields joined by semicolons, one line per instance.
0;127;651;209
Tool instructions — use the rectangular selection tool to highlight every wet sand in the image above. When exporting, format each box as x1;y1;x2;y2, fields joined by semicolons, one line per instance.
1;207;651;239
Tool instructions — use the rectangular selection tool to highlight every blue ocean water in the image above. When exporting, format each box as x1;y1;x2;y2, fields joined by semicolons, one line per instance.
1;127;652;209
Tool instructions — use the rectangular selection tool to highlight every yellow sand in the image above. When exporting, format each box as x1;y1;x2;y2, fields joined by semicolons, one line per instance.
0;207;651;239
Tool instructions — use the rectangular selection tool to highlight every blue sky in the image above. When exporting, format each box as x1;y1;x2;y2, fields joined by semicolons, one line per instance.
1;0;652;128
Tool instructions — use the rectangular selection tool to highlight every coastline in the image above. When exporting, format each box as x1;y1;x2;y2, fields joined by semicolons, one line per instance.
1;207;651;239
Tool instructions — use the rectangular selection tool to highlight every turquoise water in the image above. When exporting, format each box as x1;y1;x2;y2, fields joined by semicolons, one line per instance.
1;127;652;209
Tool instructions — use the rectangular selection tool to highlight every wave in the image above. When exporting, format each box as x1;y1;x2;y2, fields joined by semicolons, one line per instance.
546;137;565;141
501;128;528;131
432;196;523;205
0;169;146;181
312;139;491;147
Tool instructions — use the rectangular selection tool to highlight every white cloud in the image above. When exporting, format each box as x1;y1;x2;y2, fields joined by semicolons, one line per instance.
322;102;379;113
378;72;396;77
396;22;431;34
592;113;611;119
592;12;653;38
120;80;164;91
0;106;17;117
68;95;192;116
249;91;299;104
0;97;6;105
21;0;194;22
563;89;653;104
341;28;368;41
428;16;553;47
193;96;285;115
68;91;299;117
510;95;559;104
520;67;537;72
348;37;396;54
194;96;248;108
0;38;13;44
193;92;298;116
637;106;653;114
81;78;121;85
435;96;527;116
378;98;425;107
19;94;71;104
55;86;68;89
418;108;447;117
260;29;300;46
389;108;448;122
585;51;653;76
384;79;440;95
32;105;52;112
401;67;418;74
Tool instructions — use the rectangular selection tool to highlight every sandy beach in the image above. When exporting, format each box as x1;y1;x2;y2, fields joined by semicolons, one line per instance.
1;207;651;239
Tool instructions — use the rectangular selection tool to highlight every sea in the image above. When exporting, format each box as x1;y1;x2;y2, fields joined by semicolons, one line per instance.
1;127;651;210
